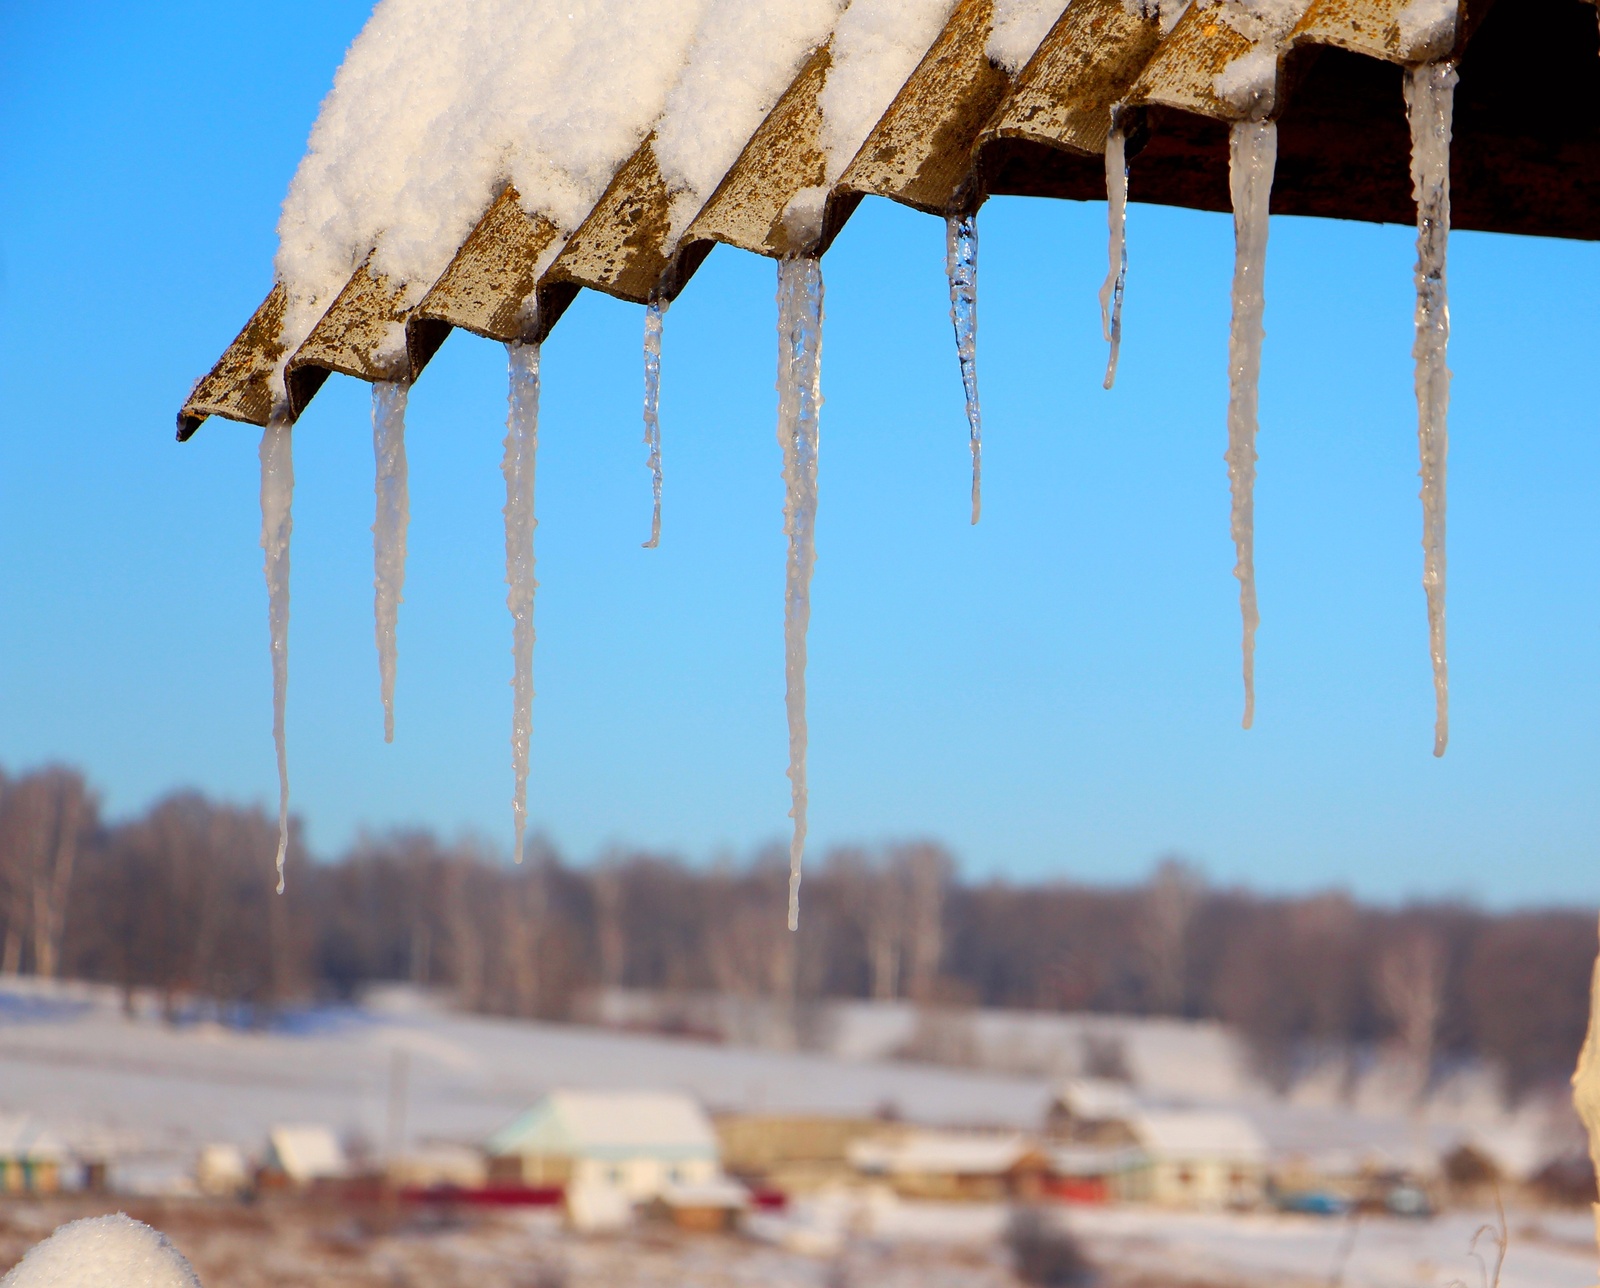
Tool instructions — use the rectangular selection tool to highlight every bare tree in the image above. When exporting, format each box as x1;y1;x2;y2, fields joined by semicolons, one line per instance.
0;768;94;979
1136;857;1204;1014
1376;929;1445;1104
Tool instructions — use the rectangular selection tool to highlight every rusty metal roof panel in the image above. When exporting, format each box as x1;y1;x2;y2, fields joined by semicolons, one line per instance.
177;285;287;440
1292;0;1464;61
543;138;688;303
413;187;563;343
1124;4;1258;121
180;0;1600;438
837;0;1013;214
683;43;836;259
980;0;1162;158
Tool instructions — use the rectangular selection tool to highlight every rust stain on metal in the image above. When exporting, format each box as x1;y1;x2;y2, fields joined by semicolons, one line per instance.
1125;3;1256;121
284;260;438;419
980;0;1163;158
414;187;562;343
179;0;1600;436
684;42;834;259
177;284;287;440
838;0;1011;214
1292;0;1460;62
544;138;686;301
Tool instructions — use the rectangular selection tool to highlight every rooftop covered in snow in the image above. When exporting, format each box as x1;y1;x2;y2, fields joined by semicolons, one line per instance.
177;0;1600;437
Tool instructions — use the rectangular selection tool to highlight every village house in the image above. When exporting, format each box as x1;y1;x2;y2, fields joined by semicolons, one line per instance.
260;1124;348;1189
486;1090;723;1202
1123;1111;1268;1209
848;1130;1048;1201
0;1117;66;1195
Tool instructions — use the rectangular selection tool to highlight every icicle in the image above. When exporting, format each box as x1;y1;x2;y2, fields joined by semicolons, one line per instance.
259;413;294;893
641;298;667;549
776;257;824;932
503;341;540;863
1098;125;1130;390
945;211;983;524
372;380;411;743
1224;121;1277;731
1405;61;1457;757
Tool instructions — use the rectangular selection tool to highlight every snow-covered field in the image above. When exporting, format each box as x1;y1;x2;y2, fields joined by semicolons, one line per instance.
0;980;1053;1172
1;977;1594;1287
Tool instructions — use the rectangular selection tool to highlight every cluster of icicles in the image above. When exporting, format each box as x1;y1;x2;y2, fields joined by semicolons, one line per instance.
255;62;1459;910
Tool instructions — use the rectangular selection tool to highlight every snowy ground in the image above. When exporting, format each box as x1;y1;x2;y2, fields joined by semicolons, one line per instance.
0;1196;1594;1288
1;978;1593;1286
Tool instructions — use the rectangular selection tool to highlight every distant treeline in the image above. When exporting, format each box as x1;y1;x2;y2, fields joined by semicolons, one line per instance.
0;763;1592;1099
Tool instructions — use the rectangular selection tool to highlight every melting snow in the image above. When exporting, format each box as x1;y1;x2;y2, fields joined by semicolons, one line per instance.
503;342;541;863
775;258;825;931
258;417;294;893
945;212;983;524
372;380;410;743
1223;121;1276;731
1405;61;1457;758
641;299;667;549
1098;126;1130;389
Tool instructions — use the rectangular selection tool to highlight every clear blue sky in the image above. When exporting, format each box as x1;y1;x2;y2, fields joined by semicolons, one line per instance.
1;2;1596;905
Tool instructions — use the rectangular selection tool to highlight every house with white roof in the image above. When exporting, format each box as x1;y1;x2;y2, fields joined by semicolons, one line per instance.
1125;1110;1267;1208
848;1129;1047;1201
486;1090;722;1201
0;1116;67;1195
263;1125;347;1186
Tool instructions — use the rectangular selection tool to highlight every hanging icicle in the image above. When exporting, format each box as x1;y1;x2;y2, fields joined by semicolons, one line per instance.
641;298;667;549
1098;125;1130;390
1224;121;1277;731
945;211;983;524
259;413;294;893
504;341;540;863
1405;61;1457;758
776;257;824;932
372;380;411;743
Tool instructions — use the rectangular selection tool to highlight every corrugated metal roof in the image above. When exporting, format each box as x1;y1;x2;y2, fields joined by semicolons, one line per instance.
177;0;1599;438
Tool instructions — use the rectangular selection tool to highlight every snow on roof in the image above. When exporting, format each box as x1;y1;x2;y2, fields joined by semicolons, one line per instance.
0;1116;67;1162
266;1124;347;1182
0;1215;201;1288
1054;1077;1138;1122
849;1130;1032;1176
660;1177;750;1209
1047;1143;1146;1176
1131;1111;1267;1163
653;0;847;242
275;0;714;358
487;1090;719;1161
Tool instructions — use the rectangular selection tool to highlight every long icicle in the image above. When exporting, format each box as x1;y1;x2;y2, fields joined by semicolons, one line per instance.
504;341;540;863
1224;121;1277;731
945;211;982;524
776;257;824;932
1098;125;1130;390
259;413;294;893
1405;61;1457;757
372;380;411;743
641;298;667;549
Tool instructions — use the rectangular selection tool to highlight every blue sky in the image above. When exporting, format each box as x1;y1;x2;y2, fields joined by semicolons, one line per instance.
1;2;1596;905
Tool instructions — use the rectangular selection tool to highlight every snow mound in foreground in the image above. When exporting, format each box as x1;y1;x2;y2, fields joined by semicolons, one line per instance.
1;1214;201;1288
